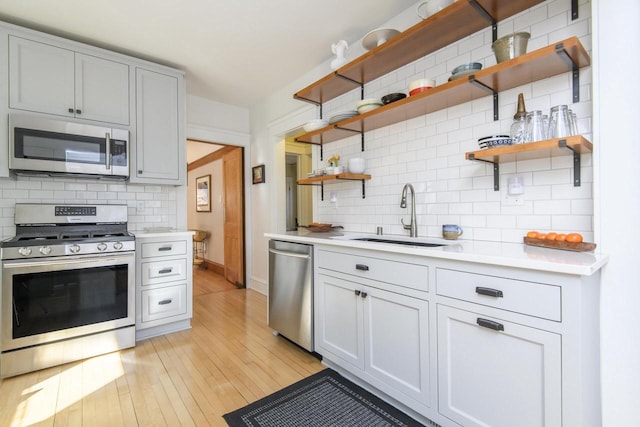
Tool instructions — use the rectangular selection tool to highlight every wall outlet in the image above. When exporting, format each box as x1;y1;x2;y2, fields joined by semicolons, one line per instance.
502;193;524;206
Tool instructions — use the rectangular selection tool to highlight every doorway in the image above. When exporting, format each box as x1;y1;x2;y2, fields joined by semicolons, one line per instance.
186;139;245;287
285;139;313;229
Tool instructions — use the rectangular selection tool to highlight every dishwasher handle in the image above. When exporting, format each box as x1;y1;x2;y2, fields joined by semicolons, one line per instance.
269;248;311;260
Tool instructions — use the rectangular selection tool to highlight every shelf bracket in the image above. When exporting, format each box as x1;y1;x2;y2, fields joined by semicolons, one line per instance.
571;0;579;20
334;72;365;100
468;153;500;191
555;42;580;102
293;94;321;107
468;0;497;42
337;176;368;199
558;139;581;186
469;75;499;120
299;182;324;200
334;126;365;152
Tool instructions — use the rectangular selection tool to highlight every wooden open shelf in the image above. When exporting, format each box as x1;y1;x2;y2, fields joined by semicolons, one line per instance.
466;135;593;190
298;173;372;200
295;37;591;145
294;0;545;105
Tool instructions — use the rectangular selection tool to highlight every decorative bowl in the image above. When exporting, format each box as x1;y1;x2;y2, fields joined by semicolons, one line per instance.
348;158;366;174
303;119;329;132
381;92;407;104
492;32;530;63
362;28;401;50
478;134;513;148
356;98;383;114
451;62;482;75
408;78;435;96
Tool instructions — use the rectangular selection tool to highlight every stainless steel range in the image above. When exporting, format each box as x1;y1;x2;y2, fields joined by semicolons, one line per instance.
0;204;136;377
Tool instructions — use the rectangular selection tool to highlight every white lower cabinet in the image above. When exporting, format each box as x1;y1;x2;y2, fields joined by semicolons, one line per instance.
316;248;432;415
135;232;193;340
437;304;561;427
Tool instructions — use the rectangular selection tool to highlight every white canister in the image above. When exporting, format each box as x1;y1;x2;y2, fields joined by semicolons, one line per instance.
348;158;366;174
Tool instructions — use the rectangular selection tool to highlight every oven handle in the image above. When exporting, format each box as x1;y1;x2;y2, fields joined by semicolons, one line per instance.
2;254;133;269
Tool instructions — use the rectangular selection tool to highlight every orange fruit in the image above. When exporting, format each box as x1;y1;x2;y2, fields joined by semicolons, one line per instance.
526;231;539;239
566;233;583;243
555;233;567;242
545;232;557;240
536;233;546;240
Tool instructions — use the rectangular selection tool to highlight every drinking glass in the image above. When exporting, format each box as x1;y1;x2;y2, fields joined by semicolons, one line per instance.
525;110;546;142
548;105;573;138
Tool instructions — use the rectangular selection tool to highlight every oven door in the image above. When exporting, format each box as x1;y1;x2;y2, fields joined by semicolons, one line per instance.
1;252;135;352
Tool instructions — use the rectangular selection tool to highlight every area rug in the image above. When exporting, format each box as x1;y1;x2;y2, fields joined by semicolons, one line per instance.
223;368;426;426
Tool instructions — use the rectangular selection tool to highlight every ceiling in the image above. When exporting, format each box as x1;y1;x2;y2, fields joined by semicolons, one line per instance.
0;0;416;108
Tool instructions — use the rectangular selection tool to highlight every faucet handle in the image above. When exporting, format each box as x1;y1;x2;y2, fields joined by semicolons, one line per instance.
401;218;412;230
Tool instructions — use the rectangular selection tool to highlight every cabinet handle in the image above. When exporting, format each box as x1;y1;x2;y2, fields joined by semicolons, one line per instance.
355;264;369;271
360;292;368;299
76;109;82;114
158;246;172;252
158;299;173;305
138;170;143;174
68;108;74;113
475;287;504;298
158;268;173;274
354;290;361;296
477;318;504;332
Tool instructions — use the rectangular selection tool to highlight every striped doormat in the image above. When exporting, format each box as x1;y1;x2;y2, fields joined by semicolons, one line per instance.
223;368;427;426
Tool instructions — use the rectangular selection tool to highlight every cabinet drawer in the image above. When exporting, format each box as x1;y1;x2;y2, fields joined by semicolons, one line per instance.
436;268;561;321
141;240;187;258
141;285;187;322
318;250;428;292
142;259;187;285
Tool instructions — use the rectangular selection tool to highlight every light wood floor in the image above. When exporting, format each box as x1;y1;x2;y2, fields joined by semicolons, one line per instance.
0;267;324;427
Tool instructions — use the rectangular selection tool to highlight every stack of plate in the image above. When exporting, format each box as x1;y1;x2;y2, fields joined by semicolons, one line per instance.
478;135;513;149
448;62;482;81
328;110;359;124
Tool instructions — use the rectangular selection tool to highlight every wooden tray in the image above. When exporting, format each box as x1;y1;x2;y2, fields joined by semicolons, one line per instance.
301;224;343;233
523;237;596;252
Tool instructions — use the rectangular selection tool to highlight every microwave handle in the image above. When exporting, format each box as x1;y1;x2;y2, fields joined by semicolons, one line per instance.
105;132;111;170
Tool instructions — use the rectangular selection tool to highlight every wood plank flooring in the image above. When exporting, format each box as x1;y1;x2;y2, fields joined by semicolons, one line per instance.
0;268;324;427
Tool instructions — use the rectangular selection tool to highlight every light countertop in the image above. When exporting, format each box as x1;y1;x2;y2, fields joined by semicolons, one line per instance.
265;230;609;276
132;229;195;238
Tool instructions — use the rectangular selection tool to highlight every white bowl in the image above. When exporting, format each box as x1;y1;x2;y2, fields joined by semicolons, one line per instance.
417;0;455;19
348;158;366;174
356;98;383;114
303;119;329;132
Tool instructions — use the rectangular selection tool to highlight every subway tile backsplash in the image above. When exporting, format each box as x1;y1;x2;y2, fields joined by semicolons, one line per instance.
0;176;178;239
314;0;594;243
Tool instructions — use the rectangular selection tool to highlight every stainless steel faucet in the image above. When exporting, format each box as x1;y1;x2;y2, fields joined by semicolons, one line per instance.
400;183;417;237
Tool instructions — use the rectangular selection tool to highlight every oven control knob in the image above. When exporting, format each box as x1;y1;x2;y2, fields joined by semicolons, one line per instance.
97;243;108;252
39;246;52;255
69;244;81;254
113;242;124;250
18;247;32;256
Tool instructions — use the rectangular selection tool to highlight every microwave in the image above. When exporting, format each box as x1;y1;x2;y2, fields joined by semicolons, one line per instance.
9;114;129;179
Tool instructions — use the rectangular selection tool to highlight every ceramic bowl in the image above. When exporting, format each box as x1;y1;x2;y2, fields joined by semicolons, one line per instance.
356;98;383;114
492;32;530;63
451;62;482;75
408;78;435;95
478;135;513;148
348;158;366;174
303;119;329;132
381;92;407;104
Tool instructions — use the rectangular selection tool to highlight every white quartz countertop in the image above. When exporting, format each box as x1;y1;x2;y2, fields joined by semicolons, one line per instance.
265;230;609;276
132;229;195;238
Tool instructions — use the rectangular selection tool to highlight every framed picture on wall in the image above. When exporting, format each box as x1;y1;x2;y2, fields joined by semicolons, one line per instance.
196;175;211;212
252;164;265;184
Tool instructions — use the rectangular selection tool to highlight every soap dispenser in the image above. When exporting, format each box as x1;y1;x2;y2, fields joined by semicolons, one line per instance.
510;93;527;144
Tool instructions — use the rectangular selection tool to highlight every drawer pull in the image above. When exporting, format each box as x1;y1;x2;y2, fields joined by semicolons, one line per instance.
360;292;368;299
355;264;369;271
475;287;504;298
158;246;173;252
158;299;173;305
158;268;173;274
355;290;361;296
477;318;504;332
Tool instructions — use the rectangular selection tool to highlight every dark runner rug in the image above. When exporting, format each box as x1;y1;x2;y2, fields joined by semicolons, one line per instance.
223;368;426;426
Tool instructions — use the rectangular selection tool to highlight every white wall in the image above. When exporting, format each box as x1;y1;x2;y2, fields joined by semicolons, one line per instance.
592;0;640;425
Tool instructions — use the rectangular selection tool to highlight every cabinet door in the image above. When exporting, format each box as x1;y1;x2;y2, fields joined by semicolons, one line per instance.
75;53;129;125
437;305;561;427
134;68;181;183
316;274;364;369
9;36;75;117
364;288;431;406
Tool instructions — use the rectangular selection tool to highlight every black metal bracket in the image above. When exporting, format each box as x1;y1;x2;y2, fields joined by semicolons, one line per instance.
555;42;580;102
336;175;368;199
468;0;497;42
469;75;499;120
299;182;324;200
334;126;365;152
335;72;365;100
571;0;579;20
468;153;500;191
558;139;581;186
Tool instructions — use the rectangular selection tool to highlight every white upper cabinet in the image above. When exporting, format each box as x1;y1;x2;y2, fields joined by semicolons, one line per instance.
9;36;130;126
132;67;185;185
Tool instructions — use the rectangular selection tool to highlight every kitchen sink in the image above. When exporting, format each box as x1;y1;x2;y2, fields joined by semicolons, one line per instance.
330;234;451;248
352;237;446;247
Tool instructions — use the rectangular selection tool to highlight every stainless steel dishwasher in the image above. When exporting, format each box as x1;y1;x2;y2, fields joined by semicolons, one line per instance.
268;240;313;351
